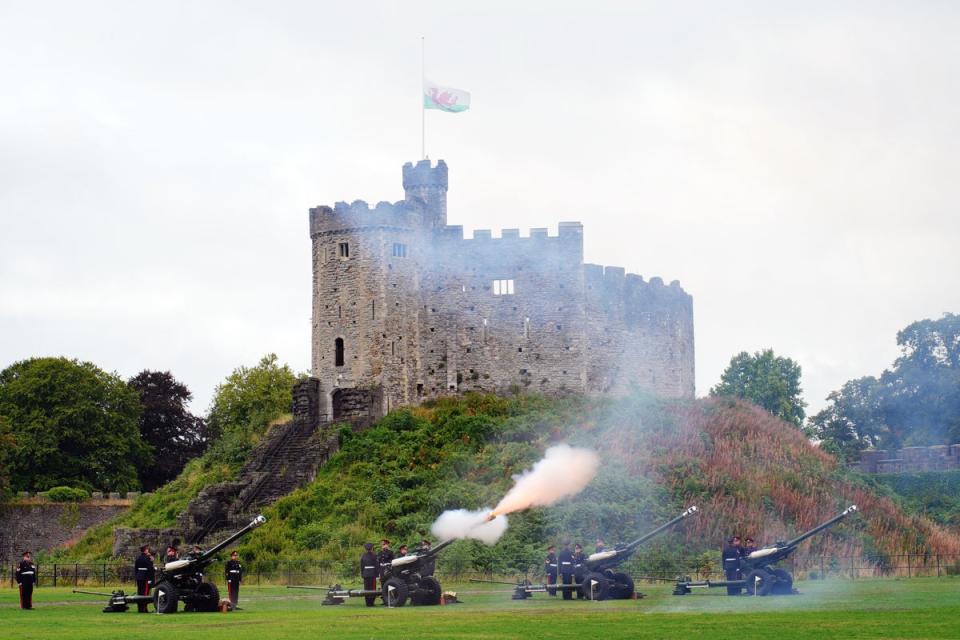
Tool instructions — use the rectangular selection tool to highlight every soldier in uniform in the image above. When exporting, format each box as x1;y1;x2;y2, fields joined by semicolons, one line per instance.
165;545;179;563
572;543;585;599
360;542;379;607
16;551;36;609
377;539;394;580
558;541;575;600
595;538;606;554
134;544;155;612
722;535;743;595
419;539;435;577
225;550;243;609
742;536;758;556
544;545;558;596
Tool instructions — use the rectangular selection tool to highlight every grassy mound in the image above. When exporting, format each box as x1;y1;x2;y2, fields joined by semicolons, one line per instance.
56;393;960;576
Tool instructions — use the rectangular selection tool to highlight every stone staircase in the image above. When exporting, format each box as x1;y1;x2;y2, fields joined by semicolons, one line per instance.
178;379;343;543
111;378;383;557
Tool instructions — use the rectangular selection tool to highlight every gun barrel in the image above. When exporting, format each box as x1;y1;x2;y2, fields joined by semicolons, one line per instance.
785;505;857;548
426;538;456;557
72;589;114;597
622;505;699;554
198;514;267;562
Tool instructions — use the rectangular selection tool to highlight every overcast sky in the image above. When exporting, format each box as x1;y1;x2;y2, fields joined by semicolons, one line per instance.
1;1;958;417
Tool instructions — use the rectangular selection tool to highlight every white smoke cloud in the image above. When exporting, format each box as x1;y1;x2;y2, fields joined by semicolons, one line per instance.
491;444;600;516
430;508;508;545
430;443;599;545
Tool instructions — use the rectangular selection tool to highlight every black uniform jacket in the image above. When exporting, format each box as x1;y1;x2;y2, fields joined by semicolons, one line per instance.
135;553;155;584
378;548;395;573
722;543;741;571
360;551;378;578
544;552;558;577
572;551;585;578
558;549;575;576
225;559;243;582
16;561;37;585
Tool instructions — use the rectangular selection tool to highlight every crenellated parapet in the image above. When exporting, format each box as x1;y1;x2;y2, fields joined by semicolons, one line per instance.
309;199;422;236
584;263;693;320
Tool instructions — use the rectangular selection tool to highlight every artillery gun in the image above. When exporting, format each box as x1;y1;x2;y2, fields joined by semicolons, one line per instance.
503;506;699;601
289;538;456;607
152;514;266;613
673;505;858;596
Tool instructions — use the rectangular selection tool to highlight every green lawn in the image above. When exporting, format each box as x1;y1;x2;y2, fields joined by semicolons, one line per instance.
1;578;957;639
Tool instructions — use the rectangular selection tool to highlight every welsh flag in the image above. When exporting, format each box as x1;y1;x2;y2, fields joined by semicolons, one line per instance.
424;80;470;113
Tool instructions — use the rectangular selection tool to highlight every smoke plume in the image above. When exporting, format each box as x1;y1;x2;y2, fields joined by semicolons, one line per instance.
491;444;600;516
430;509;508;545
430;443;599;544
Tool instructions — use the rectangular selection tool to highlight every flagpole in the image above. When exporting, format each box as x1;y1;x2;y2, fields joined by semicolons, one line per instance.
421;36;426;159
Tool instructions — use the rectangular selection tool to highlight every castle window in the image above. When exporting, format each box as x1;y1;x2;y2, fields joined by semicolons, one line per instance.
334;338;345;367
371;300;375;320
493;279;515;295
392;243;407;258
523;317;530;339
338;242;350;258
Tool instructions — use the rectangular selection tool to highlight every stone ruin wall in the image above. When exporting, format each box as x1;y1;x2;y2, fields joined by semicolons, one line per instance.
855;444;960;474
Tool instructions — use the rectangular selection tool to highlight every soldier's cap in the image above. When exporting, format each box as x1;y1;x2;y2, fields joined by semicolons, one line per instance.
364;542;374;550
23;551;31;557
745;537;754;543
381;539;390;545
140;544;150;552
231;550;239;556
574;543;583;549
547;545;556;550
563;540;571;546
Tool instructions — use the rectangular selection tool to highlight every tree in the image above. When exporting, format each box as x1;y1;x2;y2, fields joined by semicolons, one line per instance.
710;349;806;428
0;357;148;492
810;313;960;456
205;354;299;466
0;415;15;501
881;313;960;445
806;377;886;461
128;370;208;491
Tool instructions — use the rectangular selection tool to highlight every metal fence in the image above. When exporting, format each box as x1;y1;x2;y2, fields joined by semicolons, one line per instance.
5;554;960;589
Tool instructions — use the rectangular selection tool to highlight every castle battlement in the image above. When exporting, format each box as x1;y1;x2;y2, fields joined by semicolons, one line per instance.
309;159;694;419
309;199;420;236
402;158;448;190
584;264;691;299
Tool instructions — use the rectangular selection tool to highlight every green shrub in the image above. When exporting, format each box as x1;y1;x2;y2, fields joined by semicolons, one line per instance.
43;486;90;502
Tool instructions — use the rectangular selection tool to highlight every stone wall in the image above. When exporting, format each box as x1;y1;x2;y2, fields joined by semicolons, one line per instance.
310;159;696;415
0;500;131;562
855;444;960;474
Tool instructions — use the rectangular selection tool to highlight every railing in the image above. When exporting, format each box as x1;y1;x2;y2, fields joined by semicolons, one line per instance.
5;554;960;588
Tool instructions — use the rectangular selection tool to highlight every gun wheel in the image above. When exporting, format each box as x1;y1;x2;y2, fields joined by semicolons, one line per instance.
153;581;179;614
195;582;221;612
745;569;773;596
382;577;409;607
412;576;442;606
609;572;635;599
770;569;793;595
582;572;610;600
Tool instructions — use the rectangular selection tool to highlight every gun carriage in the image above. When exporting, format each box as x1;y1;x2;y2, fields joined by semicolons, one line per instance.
289;538;455;607
79;515;266;613
673;505;858;596
504;506;698;601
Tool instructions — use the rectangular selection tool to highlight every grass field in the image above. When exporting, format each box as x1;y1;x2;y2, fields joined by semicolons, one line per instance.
1;578;957;639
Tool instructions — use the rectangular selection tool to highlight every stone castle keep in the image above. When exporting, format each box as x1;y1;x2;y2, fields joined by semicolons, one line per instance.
309;160;695;419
